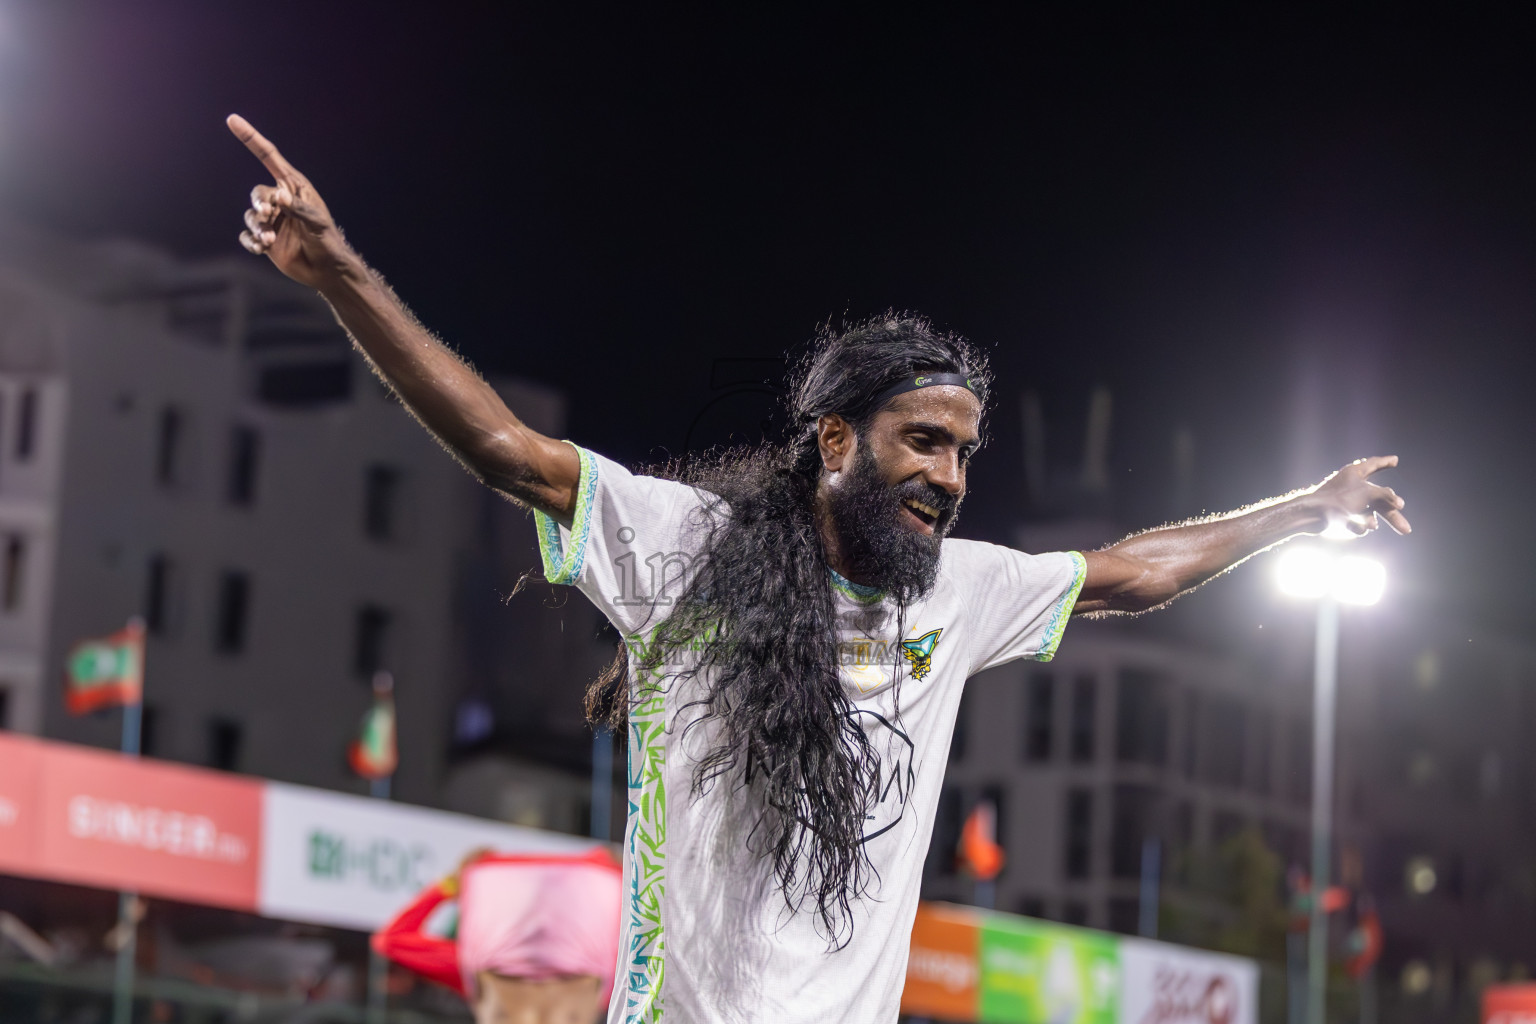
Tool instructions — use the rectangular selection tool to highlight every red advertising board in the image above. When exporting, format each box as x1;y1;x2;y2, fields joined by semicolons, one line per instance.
1485;984;1536;1024
0;733;43;875
0;734;264;912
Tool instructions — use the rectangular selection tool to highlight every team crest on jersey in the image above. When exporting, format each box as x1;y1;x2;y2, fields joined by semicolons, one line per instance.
900;629;943;680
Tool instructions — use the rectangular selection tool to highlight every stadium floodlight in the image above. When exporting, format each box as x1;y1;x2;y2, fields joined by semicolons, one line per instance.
1333;555;1386;607
1276;546;1334;600
1276;546;1385;606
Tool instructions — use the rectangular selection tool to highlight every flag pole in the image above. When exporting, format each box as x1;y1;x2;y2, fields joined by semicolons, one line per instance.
366;671;395;1024
111;618;146;1024
367;766;391;1024
1137;837;1161;938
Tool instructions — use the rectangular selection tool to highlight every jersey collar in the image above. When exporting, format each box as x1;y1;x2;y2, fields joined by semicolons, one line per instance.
829;567;885;604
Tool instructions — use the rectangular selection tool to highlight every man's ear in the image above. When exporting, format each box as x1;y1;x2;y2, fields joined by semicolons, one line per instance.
817;413;854;472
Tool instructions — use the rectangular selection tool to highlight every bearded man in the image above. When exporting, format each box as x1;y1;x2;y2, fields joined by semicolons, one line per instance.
228;115;1410;1024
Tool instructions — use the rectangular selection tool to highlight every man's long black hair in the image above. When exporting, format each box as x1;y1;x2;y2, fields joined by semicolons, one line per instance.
585;312;991;943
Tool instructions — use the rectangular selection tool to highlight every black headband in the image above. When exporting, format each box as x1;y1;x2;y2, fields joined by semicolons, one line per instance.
867;372;976;412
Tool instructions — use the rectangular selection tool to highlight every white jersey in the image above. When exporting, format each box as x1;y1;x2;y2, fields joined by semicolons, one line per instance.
534;446;1086;1024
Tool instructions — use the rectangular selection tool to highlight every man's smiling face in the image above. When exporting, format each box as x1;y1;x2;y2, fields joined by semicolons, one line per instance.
859;385;982;535
818;385;983;599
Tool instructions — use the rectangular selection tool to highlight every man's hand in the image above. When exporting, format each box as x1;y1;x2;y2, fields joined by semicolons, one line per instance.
227;114;356;289
1309;455;1411;536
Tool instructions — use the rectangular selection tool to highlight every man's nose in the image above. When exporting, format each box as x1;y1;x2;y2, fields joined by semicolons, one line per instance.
926;452;964;496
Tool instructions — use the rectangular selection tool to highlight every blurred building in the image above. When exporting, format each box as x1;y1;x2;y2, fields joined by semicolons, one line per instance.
0;220;610;828
1348;614;1536;1010
923;387;1536;1019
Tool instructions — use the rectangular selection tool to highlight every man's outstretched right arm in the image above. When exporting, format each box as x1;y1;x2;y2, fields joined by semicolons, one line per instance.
225;114;581;523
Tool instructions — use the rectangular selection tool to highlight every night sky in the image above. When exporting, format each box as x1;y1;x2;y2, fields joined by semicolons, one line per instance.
2;3;1533;635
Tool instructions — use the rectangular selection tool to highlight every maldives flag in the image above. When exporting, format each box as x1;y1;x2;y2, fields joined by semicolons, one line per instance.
349;686;398;780
64;620;144;715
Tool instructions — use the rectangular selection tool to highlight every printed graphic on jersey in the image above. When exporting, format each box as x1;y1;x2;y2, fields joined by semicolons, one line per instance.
901;628;944;680
852;708;916;843
841;637;892;694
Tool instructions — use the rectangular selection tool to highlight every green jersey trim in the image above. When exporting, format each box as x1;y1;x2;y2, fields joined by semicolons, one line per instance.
1034;551;1087;662
534;443;598;585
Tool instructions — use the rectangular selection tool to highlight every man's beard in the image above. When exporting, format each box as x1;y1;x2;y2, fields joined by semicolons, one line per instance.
824;445;962;604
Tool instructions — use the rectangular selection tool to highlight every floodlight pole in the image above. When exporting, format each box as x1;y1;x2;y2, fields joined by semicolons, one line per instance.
1307;597;1340;1024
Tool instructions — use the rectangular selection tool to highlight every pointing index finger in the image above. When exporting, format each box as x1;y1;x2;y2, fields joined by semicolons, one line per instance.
226;114;296;181
1355;454;1399;478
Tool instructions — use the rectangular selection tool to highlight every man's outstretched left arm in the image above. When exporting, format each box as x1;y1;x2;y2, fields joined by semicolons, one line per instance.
1073;456;1410;616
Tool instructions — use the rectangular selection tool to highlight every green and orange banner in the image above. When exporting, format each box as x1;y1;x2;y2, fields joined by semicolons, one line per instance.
902;902;1259;1024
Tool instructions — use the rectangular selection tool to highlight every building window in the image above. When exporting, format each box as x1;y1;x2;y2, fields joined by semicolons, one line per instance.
1181;689;1200;778
258;361;352;407
1116;668;1169;767
1017;895;1046;919
1065;787;1093;880
1061;901;1089;926
207;718;243;772
364;465;401;541
16;388;38;462
1202;693;1247;789
1286;717;1313;805
1111;784;1157;880
227;425;260;506
1250;708;1274;796
156;406;185;487
1070;674;1097;763
1025;671;1054;762
1168;803;1194;881
0;685;10;729
1263;820;1304;868
145;554;174;636
2;536;24;611
354;605;392;678
214;571;251;654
